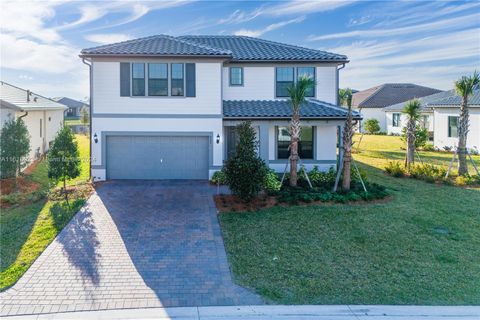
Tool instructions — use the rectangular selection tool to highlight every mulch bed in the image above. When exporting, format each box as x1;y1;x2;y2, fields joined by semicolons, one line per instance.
0;161;41;196
214;193;393;213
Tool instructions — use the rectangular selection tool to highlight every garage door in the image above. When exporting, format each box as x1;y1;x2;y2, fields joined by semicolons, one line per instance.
106;135;209;180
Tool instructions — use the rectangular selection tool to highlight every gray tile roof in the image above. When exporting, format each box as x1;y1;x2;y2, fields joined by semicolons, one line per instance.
384;89;480;112
0;81;67;111
352;83;442;108
179;35;347;62
53;97;89;109
223;99;361;120
81;35;232;57
384;90;454;112
81;35;347;62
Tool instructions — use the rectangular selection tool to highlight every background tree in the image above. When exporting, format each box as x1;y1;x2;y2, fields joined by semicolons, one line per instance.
80;106;89;135
224;121;267;202
364;119;380;134
402;99;421;170
455;71;479;176
340;88;354;191
287;75;315;187
0;118;30;180
48;126;80;203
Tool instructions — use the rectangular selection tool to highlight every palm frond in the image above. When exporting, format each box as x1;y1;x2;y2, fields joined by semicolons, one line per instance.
402;99;422;120
455;71;479;97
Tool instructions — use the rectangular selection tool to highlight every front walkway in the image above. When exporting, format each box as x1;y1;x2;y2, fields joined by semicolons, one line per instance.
0;180;261;317
2;305;480;319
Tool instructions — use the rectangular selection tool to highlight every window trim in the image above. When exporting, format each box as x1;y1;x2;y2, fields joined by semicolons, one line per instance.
40;119;42;138
275;125;315;160
170;63;185;97
392;113;401;127
131;62;146;97
229;67;244;86
448;116;459;138
147;63;168;97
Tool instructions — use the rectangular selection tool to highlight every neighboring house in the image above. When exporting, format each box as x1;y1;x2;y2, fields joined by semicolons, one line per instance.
431;89;480;152
352;83;441;132
384;90;452;135
80;34;360;181
53;97;89;118
0;81;67;163
385;89;480;152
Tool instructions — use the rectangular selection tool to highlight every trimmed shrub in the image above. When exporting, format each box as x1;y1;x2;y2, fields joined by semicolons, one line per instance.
385;161;405;177
0;118;31;179
409;163;447;182
364;118;380;134
422;143;435;151
211;169;227;185
401;125;428;148
264;170;282;195
308;166;336;187
224;121;267;202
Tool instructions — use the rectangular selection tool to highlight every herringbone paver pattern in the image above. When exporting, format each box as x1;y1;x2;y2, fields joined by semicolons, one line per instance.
0;180;261;316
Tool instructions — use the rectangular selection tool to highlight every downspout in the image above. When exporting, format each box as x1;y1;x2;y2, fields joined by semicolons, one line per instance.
18;110;28;119
82;57;93;180
336;63;346;106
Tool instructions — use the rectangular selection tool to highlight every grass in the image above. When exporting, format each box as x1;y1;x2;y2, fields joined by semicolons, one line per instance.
219;134;480;305
65;118;83;126
0;135;90;290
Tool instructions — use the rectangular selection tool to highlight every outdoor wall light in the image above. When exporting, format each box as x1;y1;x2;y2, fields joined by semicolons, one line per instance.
216;134;220;144
93;133;98;144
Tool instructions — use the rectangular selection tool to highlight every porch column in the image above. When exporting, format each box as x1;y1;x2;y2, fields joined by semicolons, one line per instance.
258;123;269;164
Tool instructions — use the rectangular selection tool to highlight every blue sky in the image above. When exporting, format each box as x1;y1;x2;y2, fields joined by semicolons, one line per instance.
1;0;479;100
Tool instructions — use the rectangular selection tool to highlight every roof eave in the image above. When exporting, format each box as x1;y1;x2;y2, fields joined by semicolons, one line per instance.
228;59;349;64
223;116;362;120
78;53;232;59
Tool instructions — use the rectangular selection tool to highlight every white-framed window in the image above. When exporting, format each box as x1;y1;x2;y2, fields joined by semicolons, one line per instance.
229;67;243;86
392;113;401;127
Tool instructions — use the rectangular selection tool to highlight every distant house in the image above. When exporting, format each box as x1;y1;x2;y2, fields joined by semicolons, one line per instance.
0;81;67;163
352;83;441;132
53;97;89;118
385;89;480;152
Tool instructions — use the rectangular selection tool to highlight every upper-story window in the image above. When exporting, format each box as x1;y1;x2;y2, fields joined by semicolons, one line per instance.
276;67;294;97
297;67;315;97
148;63;168;96
132;63;145;96
276;67;315;98
229;67;243;86
171;63;184;96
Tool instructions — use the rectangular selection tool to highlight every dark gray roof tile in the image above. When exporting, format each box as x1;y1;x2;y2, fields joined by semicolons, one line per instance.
223;99;360;119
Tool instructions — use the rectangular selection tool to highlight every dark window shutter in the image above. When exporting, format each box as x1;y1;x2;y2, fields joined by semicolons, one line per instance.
185;63;196;97
120;63;130;96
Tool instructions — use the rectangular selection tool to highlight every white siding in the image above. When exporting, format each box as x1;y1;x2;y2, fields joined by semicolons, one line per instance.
385;111;433;135
92;58;223;115
357;107;387;133
434;107;480;150
1;107;15;127
222;63;338;104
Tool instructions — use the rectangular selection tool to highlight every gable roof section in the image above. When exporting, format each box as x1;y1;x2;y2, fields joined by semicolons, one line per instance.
53;97;89;109
0;81;67;111
81;35;232;57
352;83;442;108
223;99;361;120
179;35;347;62
81;35;348;62
384;90;453;112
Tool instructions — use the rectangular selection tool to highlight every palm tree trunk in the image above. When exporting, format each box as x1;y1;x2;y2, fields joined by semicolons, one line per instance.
406;120;415;170
342;106;353;191
289;111;300;187
458;95;469;176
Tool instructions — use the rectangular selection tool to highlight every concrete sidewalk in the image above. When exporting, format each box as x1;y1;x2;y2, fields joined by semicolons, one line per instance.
2;305;479;320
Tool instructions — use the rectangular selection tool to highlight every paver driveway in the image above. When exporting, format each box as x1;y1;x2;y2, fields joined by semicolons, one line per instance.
0;180;262;316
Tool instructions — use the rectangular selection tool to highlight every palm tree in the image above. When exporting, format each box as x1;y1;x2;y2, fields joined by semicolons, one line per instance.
455;71;479;176
340;88;354;191
402;99;422;170
287;75;315;187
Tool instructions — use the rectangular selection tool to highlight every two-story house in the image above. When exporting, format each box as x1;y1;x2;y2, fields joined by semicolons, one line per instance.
80;35;359;181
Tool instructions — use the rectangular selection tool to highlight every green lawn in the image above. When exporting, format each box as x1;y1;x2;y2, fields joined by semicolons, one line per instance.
0;135;90;290
219;134;480;305
65;118;83;126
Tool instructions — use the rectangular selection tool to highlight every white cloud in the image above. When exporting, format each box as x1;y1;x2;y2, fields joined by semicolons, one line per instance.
218;7;265;24
269;0;355;16
234;16;305;37
85;33;132;45
0;34;79;74
19;75;34;81
57;5;107;30
309;12;480;41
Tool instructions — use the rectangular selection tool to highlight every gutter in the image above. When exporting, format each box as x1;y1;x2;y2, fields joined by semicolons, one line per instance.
82;57;93;180
18;110;28;119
